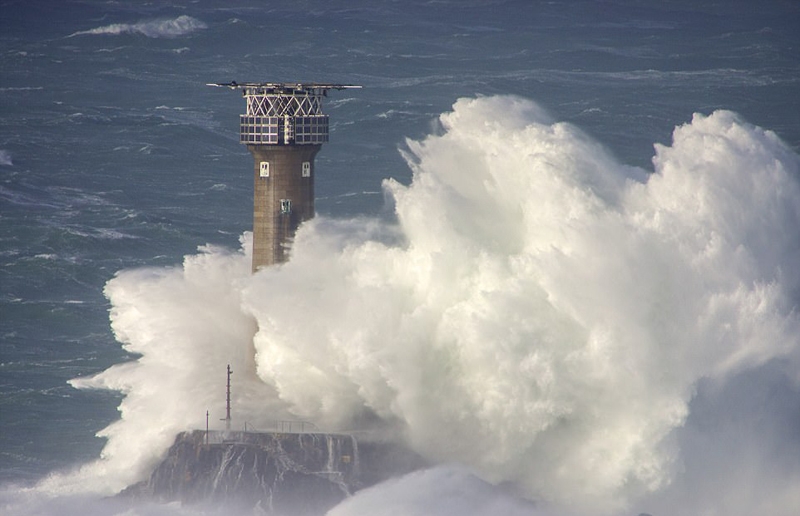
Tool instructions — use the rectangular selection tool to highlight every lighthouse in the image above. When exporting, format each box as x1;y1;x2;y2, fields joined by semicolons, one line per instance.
210;82;361;271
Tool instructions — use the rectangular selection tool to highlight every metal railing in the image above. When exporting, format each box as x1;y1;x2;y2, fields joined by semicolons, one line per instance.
203;419;322;444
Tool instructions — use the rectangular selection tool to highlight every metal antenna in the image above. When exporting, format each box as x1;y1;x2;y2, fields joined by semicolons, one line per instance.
221;364;232;431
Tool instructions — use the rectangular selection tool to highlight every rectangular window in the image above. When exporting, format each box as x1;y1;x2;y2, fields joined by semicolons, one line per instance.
259;161;269;178
302;162;311;177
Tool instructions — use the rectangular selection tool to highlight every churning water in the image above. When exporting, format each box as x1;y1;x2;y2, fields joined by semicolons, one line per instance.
2;1;799;515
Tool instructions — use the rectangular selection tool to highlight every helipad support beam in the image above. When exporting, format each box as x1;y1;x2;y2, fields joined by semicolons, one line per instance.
209;82;361;271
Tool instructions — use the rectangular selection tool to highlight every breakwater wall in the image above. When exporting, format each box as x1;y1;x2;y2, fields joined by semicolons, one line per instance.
122;430;424;515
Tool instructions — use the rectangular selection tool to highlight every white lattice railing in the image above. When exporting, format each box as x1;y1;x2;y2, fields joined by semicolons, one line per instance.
245;93;324;117
208;82;360;145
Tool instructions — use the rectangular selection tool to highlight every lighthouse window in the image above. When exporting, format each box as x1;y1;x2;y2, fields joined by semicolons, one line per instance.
280;199;292;214
259;161;269;177
302;162;311;177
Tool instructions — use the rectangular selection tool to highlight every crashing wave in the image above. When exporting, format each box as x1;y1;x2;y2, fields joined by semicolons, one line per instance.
46;96;800;516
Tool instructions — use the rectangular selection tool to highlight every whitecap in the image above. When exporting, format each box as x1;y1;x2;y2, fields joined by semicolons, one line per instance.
69;15;207;39
0;86;43;92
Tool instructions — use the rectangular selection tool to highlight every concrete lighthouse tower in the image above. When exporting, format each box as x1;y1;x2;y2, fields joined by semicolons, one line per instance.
210;82;360;271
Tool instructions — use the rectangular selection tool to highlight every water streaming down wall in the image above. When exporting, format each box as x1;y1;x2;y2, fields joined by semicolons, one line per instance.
122;430;424;514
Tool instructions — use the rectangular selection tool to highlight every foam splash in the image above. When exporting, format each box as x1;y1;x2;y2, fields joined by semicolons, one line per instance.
69;15;207;39
328;466;540;516
0;149;12;166
41;96;800;515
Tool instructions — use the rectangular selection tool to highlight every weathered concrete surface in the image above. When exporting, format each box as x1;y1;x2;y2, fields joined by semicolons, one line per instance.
121;430;424;515
248;144;320;270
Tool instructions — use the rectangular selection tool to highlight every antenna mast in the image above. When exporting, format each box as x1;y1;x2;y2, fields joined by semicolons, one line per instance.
223;364;232;431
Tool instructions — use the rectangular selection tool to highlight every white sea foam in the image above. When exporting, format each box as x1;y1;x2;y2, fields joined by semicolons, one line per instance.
0;150;12;166
69;15;207;39
0;86;44;92
0;487;230;516
329;466;541;516
40;96;800;516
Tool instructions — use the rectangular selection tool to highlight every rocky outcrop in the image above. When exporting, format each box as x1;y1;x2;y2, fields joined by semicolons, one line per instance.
122;430;424;515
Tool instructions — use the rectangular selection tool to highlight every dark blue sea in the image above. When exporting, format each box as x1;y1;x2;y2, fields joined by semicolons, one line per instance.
1;1;799;515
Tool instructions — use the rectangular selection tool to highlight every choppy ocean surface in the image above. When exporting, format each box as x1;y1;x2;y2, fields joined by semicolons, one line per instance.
1;1;799;515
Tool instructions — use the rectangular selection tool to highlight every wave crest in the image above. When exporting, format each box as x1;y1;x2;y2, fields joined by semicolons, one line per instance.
69;15;207;39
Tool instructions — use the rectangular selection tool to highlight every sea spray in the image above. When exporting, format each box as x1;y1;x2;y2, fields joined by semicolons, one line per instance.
45;239;286;495
247;97;800;512
328;466;539;516
49;96;800;515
